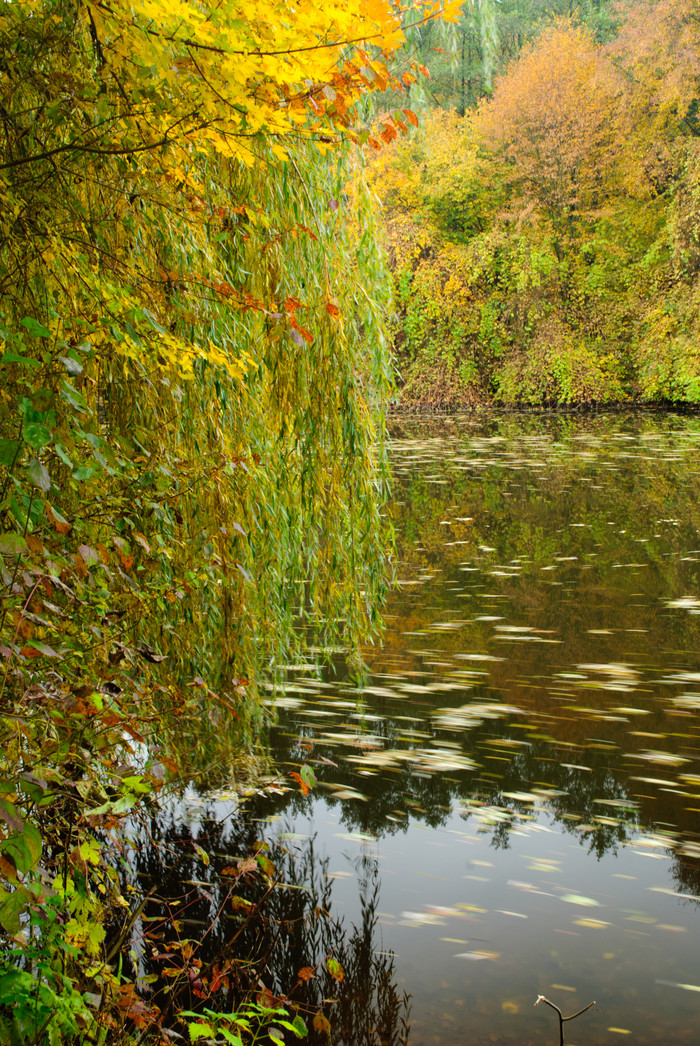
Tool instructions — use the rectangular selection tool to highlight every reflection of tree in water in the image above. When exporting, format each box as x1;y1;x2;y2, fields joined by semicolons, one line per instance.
274;711;700;893
273;712;643;853
671;854;700;899
121;803;410;1046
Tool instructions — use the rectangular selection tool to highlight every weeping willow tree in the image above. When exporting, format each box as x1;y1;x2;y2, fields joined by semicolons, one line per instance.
0;4;469;1033
0;2;480;1039
0;0;442;751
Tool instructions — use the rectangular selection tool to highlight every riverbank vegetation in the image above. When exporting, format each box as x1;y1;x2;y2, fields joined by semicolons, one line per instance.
369;0;700;408
0;0;459;1041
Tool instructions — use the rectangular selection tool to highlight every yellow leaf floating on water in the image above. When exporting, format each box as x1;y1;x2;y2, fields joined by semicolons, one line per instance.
656;979;700;993
608;1029;631;1035
560;893;600;907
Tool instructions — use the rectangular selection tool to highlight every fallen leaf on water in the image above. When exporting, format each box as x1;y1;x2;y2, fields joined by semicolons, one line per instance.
400;911;447;926
560;893;600;907
656;979;700;993
455;950;500;961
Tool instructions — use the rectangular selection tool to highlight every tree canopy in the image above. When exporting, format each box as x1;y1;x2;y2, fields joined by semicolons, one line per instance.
369;0;700;407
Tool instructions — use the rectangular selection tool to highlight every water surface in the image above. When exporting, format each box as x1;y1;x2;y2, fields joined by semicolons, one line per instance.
160;413;700;1045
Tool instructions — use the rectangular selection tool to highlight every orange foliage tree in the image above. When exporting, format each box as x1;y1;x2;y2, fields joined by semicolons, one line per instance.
478;21;621;244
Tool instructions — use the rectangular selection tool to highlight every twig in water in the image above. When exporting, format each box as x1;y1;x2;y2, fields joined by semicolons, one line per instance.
534;994;596;1046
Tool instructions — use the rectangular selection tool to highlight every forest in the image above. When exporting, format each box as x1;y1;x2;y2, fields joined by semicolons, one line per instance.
371;0;700;407
0;0;698;1044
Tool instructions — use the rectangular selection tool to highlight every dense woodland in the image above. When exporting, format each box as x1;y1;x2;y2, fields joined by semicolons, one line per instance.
371;0;700;407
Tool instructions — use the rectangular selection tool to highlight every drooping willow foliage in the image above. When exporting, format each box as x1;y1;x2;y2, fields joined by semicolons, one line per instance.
0;1;401;763
0;3;463;1040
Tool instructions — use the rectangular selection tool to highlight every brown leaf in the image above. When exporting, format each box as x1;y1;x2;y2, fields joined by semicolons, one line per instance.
133;532;150;554
0;799;23;833
47;503;72;535
0;853;18;882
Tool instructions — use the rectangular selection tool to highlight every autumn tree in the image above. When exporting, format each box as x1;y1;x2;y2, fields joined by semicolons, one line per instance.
370;0;618;116
603;0;700;201
478;21;621;246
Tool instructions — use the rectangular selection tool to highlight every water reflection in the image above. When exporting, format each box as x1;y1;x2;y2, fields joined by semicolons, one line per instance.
125;802;410;1046
150;413;700;1045
263;413;700;1044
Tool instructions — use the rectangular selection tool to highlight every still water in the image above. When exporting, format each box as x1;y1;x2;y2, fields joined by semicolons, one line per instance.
154;413;700;1045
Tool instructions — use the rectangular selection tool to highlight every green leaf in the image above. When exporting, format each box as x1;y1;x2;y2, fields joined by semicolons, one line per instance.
141;307;166;334
72;466;96;482
2;823;42;873
0;886;31;934
256;854;275;878
290;1015;307;1038
560;893;600;907
61;381;89;413
0;533;26;556
78;544;100;566
188;1023;214;1043
27;459;51;492
54;443;73;467
220;1030;244;1046
325;957;344;982
18;773;46;803
0;439;22;466
192;842;210;866
0;353;40;367
21;317;51;337
121;775;151;794
23;422;52;449
84;801;113;817
25;641;62;659
110;794;139;815
59;356;83;376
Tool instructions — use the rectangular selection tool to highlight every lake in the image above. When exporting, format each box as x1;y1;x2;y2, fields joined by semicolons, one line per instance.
142;412;700;1046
